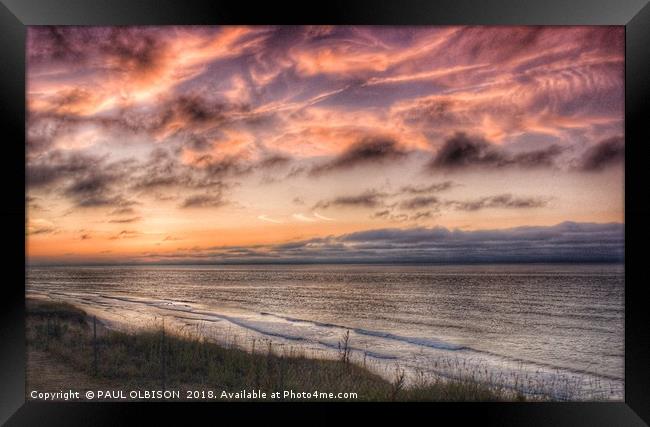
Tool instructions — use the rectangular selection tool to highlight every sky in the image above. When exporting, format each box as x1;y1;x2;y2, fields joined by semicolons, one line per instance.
26;26;625;264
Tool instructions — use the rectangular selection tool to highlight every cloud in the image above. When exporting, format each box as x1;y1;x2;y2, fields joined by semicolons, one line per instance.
28;26;258;116
258;154;292;169
292;213;317;222
578;136;624;171
313;212;335;221
28;150;139;208
372;209;435;223
390;26;623;148
109;230;141;240
134;221;623;264
27;151;102;188
411;211;433;221
314;190;388;209
181;193;227;208
399;181;455;195
27;226;57;235
27;143;243;213
27;26;623;173
258;215;284;224
511;145;565;168
450;194;549;211
108;216;142;224
399;196;440;210
26;26;625;265
63;172;126;207
372;210;391;219
28;27;166;74
159;94;248;128
316;187;547;215
311;137;408;174
110;207;137;216
430;132;564;170
131;148;244;191
131;154;192;190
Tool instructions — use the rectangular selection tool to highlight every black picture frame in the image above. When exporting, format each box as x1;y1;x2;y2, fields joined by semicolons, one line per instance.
1;0;648;425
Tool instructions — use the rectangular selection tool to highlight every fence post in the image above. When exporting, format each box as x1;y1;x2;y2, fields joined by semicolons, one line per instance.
93;316;98;376
161;317;166;391
45;316;50;350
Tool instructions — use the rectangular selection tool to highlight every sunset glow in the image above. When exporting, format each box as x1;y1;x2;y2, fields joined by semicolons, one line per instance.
26;26;624;264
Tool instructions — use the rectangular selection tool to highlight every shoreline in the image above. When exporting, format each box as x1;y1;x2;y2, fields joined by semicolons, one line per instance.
26;297;520;402
28;293;618;402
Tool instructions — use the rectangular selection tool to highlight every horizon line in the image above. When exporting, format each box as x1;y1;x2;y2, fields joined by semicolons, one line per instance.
26;259;626;268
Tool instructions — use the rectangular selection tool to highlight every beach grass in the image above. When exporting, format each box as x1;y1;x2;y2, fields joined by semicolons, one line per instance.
26;298;517;401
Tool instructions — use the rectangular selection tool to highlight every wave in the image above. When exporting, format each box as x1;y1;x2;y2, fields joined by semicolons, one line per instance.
259;312;466;351
33;290;623;382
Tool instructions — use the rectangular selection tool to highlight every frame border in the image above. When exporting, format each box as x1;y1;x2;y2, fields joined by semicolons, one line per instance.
2;0;649;425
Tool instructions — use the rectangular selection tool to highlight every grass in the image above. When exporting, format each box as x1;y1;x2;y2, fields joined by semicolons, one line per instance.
26;298;518;401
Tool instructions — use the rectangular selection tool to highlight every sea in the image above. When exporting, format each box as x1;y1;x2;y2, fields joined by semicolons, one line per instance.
26;263;624;400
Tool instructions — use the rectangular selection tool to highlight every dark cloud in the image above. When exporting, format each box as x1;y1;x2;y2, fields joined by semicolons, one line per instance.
335;221;623;262
314;190;387;209
372;209;433;222
130;148;243;193
154;95;250;132
257;154;292;169
311;137;408;175
372;210;391;219
108;216;142;224
578;136;624;171
399;181;455;195
62;161;137;208
180;193;227;208
393;191;547;214
28;150;138;208
131;149;191;190
103;30;165;74
450;194;548;211
200;156;250;180
28;27;168;75
28;226;57;235
430;132;564;170
27;26;90;64
411;211;433;221
73;195;133;209
26;92;253;161
399;196;440;210
511;145;565;168
63;173;122;207
28;144;244;211
134;221;623;264
26;112;97;156
431;133;493;169
109;230;141;240
27;151;102;188
183;136;213;152
317;187;546;214
111;95;254;147
110;207;137;216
